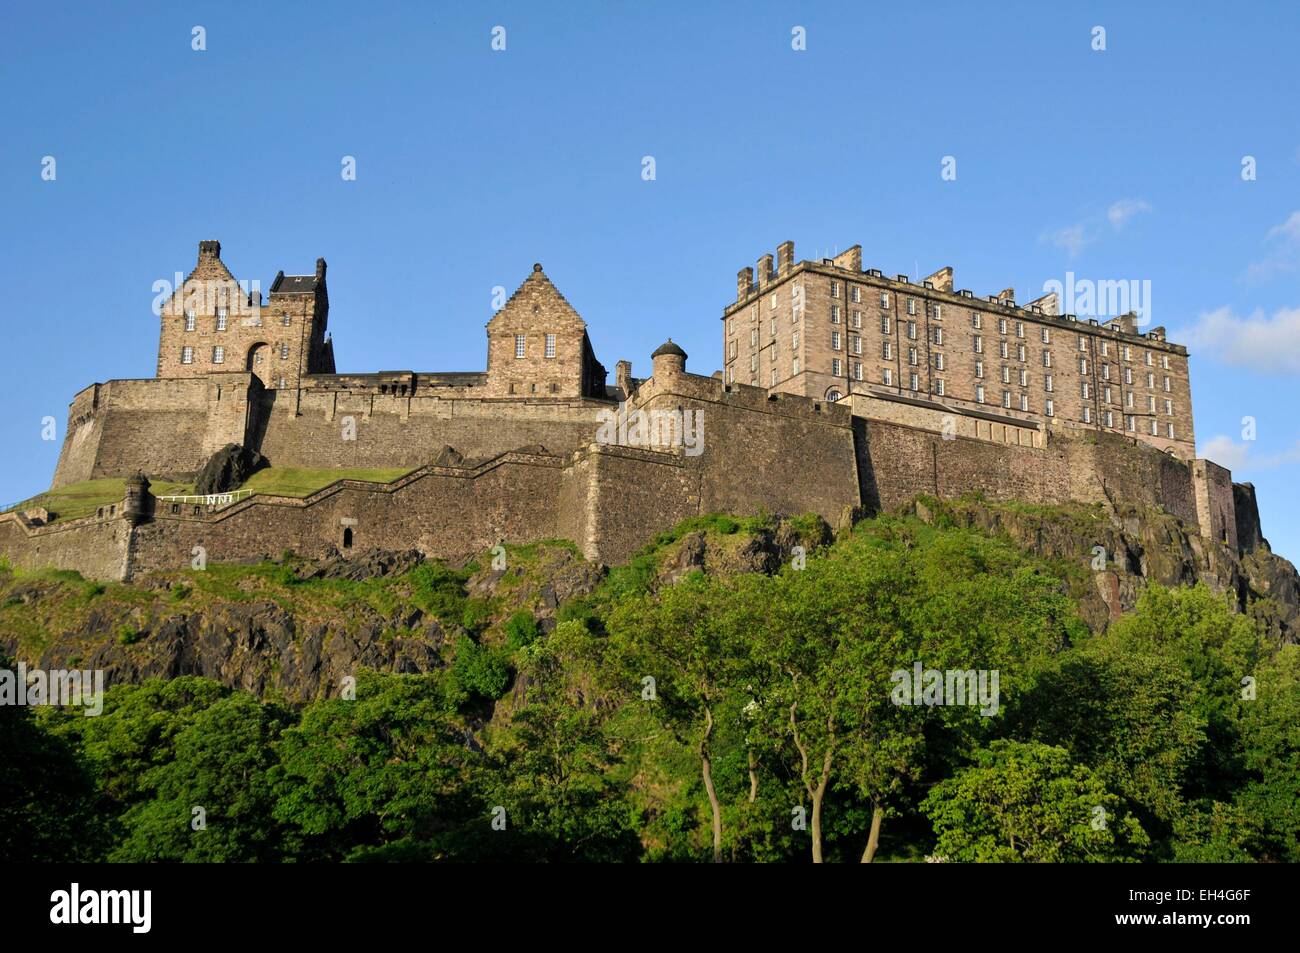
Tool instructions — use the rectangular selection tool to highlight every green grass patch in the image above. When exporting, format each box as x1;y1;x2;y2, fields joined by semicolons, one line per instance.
6;477;193;523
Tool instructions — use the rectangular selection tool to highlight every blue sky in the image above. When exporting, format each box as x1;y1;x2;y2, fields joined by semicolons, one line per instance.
2;1;1298;559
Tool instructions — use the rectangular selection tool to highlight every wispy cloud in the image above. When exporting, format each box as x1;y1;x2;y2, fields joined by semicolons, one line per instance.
1040;198;1152;259
1244;210;1300;284
1199;434;1300;473
1179;305;1300;375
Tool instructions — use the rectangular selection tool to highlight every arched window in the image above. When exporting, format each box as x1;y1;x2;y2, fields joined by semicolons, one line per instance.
826;389;843;402
342;527;353;549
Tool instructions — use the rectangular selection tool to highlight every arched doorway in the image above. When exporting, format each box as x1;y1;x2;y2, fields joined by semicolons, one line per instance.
246;343;272;388
342;527;353;549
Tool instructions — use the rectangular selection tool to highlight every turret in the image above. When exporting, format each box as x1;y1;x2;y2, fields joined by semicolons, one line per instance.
122;472;152;526
651;339;687;381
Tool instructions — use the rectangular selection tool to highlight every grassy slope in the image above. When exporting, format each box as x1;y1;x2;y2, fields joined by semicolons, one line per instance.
6;478;195;522
236;466;414;497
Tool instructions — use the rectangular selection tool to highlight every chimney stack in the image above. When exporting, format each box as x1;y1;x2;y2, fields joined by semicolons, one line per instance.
198;240;221;262
923;267;954;293
615;360;632;399
832;246;862;272
757;254;775;288
776;240;795;276
737;266;753;301
316;257;327;280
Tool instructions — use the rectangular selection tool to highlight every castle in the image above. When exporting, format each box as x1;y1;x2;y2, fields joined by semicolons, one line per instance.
0;240;1247;581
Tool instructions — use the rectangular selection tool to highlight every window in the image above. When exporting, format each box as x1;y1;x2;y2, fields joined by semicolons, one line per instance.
973;335;983;353
1101;341;1110;357
770;317;776;337
832;331;842;350
1124;367;1133;385
933;326;943;345
1148;395;1156;412
1161;355;1170;369
1016;321;1024;338
999;341;1009;359
1102;363;1110;380
908;347;918;366
831;281;840;298
1149;419;1158;436
1001;365;1011;384
1079;358;1088;375
1003;390;1012;408
909;372;919;391
1081;381;1091;399
792;331;800;350
282;312;291;326
852;311;862;329
851;285;861;303
792;357;800;375
1045;398;1055;417
280;343;289;359
1123;345;1132;361
1017;344;1026;362
1126;391;1134;408
1163;376;1171;392
751;329;759;347
1147;372;1155;388
976;385;985;403
881;315;891;334
1042;350;1052;367
1167;423;1175;438
853;361;863;380
1019;394;1029;412
1145;351;1154;366
828;389;842;401
515;334;526;358
1083;406;1092;423
882;340;892;360
934;379;945;396
770;294;777;311
832;358;842;376
1078;336;1087;352
998;318;1008;335
278;376;286;389
212;345;224;364
882;367;893;386
545;333;556;358
853;335;862;355
907;321;917;340
1164;398;1173;415
1105;410;1114;428
728;340;737;359
1045;374;1054;392
934;353;945;371
771;344;777;362
771;368;778;386
181;346;193;364
975;360;984;378
1041;327;1050;343
726;367;734;383
750;354;757;371
216;308;228;331
972;313;982;329
831;305;841;324
907;298;917;316
1126;415;1135;431
184;312;196;332
1104;386;1112;403
1019;369;1028;387
880;292;890;309
930;303;942;320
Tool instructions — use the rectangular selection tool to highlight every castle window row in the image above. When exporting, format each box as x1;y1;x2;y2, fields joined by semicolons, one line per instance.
512;333;558;360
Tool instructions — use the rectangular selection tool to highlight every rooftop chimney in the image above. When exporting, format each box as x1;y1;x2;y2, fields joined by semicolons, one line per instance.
997;287;1016;303
832;245;862;272
776;240;795;276
198;240;221;262
923;266;954;293
737;266;753;301
757;254;775;288
316;257;327;280
1025;291;1059;316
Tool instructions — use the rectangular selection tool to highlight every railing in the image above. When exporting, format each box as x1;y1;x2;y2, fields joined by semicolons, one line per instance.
0;497;41;516
156;489;254;508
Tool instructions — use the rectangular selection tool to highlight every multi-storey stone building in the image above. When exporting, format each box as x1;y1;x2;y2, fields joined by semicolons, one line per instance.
723;241;1194;458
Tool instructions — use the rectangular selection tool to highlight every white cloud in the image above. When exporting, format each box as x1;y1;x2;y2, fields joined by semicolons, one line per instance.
1107;198;1152;231
1245;210;1300;284
1198;435;1300;473
1040;198;1151;259
1180;305;1300;375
